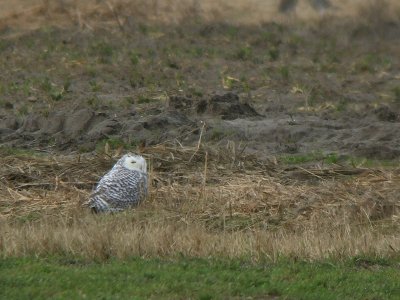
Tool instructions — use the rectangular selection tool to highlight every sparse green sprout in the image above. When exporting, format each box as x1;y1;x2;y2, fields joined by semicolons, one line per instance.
40;77;52;93
336;98;348;112
138;23;149;35
222;75;240;90
175;72;186;88
393;86;400;103
123;97;135;107
188;86;203;97
268;47;280;61
85;65;97;77
328;52;340;64
354;54;391;73
279;66;290;81
307;90;317;107
0;40;9;53
282;152;339;165
137;95;152;104
89;80;101;92
92;41;114;64
288;34;304;48
78;145;93;153
50;89;64;101
147;48;157;60
325;153;338;164
21;80;32;96
191;47;204;58
167;60;180;69
87;96;100;109
9;82;19;93
226;26;238;39
354;54;375;73
261;30;281;46
240;76;250;93
40;48;51;60
347;156;399;168
63;80;71;92
129;69;145;88
41;108;50;117
7;80;32;96
0;146;43;157
282;153;316;164
39;77;65;101
17;104;29;116
235;46;253;61
209;128;227;140
130;51;140;65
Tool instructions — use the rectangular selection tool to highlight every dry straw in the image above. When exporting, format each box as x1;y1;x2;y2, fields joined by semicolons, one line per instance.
0;143;399;261
1;0;400;33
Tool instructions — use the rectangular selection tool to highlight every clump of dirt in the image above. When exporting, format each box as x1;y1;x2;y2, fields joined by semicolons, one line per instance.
168;95;195;111
0;91;261;150
196;93;260;120
373;105;398;122
353;144;400;160
169;93;260;120
0;106;200;150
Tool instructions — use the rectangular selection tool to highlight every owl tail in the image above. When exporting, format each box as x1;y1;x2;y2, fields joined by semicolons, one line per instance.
88;194;112;213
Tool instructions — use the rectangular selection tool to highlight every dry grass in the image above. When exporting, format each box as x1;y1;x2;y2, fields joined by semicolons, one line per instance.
1;144;399;261
1;0;400;34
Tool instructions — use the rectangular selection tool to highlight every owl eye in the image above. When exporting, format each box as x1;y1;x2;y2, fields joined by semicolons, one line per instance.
131;160;136;164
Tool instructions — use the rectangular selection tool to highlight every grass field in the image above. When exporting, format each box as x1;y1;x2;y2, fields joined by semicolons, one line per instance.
1;257;400;299
1;125;400;299
1;0;400;299
1;146;399;299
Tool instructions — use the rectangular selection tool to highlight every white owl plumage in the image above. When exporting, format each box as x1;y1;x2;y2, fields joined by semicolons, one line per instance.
88;153;148;213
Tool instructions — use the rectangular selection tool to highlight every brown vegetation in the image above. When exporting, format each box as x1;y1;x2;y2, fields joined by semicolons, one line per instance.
1;0;400;34
1;144;399;261
1;0;399;262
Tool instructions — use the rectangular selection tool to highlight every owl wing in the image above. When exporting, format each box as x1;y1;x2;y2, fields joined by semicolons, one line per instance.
88;168;124;213
88;167;148;213
138;172;148;199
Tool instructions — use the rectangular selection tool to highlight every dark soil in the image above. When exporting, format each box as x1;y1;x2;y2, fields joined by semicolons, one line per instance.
0;19;400;160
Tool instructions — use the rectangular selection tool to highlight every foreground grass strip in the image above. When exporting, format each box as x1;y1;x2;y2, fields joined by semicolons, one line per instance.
1;257;399;299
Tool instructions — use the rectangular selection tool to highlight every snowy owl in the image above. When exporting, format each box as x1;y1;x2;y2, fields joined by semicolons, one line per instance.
88;153;148;213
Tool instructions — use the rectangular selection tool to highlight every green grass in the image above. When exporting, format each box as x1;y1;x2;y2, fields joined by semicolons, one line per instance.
281;152;399;167
348;157;400;168
353;54;392;73
281;152;338;165
234;46;253;61
137;95;156;104
0;146;46;158
393;86;400;103
278;65;290;81
1;257;399;299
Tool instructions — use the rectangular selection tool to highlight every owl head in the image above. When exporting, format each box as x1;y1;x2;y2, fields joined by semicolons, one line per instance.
120;153;147;173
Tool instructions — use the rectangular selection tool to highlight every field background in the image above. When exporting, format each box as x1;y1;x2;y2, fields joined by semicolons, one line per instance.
0;1;400;299
2;0;400;27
